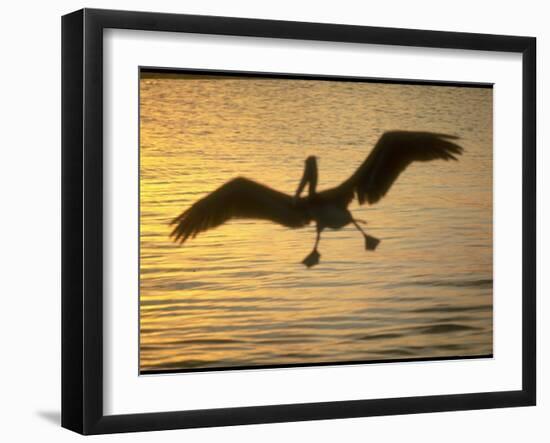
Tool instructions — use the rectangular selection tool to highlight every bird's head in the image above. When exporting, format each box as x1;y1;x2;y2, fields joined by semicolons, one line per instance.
304;156;318;195
305;156;318;180
305;155;317;166
295;155;319;199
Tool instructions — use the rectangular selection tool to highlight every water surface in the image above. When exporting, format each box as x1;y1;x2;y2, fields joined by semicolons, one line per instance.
139;72;493;373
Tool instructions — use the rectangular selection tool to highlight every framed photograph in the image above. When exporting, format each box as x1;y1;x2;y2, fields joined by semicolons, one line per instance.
62;8;536;435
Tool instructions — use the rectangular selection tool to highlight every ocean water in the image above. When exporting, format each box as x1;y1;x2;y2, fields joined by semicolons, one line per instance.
139;73;493;373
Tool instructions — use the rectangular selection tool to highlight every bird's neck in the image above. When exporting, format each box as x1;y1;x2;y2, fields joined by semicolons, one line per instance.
295;160;318;199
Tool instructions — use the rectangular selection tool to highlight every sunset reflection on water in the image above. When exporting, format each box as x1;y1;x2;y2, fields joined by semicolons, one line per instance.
139;72;493;373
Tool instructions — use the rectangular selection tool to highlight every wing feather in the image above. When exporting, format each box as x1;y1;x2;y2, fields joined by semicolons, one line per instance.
170;177;310;244
337;131;463;205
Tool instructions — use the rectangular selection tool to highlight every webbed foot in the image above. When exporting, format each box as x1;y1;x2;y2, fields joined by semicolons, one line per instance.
302;249;320;268
365;234;380;251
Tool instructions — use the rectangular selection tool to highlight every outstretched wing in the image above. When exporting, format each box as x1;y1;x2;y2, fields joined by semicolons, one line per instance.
333;131;463;205
170;177;310;244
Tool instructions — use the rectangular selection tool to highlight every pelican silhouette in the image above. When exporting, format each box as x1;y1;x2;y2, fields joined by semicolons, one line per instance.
170;131;463;267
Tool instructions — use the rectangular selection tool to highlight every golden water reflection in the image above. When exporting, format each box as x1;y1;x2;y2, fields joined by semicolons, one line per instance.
139;72;493;372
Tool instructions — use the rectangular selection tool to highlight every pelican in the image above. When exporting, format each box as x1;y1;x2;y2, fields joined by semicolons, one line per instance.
170;131;463;267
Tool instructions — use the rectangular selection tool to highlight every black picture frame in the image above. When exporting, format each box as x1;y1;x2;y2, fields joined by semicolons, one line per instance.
62;8;536;435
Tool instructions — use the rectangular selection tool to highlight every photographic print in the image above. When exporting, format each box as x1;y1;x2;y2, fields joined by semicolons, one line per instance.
139;69;493;374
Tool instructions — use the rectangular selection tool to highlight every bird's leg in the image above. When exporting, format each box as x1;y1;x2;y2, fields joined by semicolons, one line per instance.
302;226;322;268
351;218;380;251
